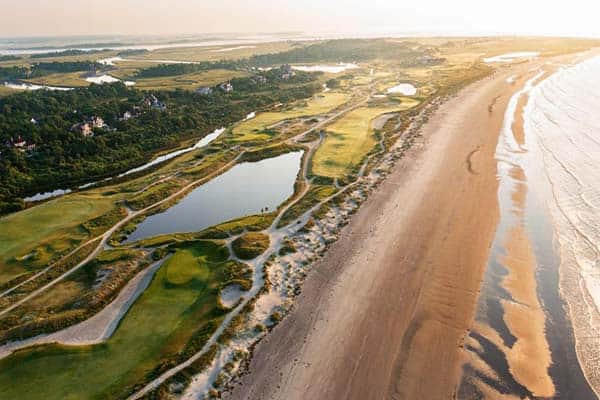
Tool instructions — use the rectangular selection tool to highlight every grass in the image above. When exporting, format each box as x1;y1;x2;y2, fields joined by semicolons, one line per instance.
312;104;417;178
0;240;229;400
128;41;298;63
130;69;249;91
0;193;117;285
229;92;349;142
277;185;338;228
0;85;17;97
231;232;270;260
126;181;181;210
24;72;91;88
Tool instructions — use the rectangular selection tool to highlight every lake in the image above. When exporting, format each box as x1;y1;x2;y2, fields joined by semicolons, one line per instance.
125;151;303;242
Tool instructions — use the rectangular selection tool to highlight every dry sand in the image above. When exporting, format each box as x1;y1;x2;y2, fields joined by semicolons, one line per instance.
225;63;540;400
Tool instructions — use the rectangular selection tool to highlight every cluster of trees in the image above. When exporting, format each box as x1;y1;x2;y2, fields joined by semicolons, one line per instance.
116;49;149;57
30;49;107;59
246;39;426;66
132;39;436;79
0;61;103;81
0;73;321;214
0;55;21;62
133;60;244;78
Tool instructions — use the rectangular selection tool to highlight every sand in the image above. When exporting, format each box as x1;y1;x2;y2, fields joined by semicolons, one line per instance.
224;64;539;400
501;225;554;397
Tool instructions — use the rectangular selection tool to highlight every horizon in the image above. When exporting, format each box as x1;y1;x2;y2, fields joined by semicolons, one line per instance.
1;0;600;38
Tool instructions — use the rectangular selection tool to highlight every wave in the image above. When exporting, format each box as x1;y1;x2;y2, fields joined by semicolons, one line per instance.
525;55;600;393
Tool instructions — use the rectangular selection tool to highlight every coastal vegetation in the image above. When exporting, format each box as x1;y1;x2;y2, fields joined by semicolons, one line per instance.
312;105;415;178
230;92;349;143
0;71;321;213
231;232;270;260
2;36;595;400
0;240;230;400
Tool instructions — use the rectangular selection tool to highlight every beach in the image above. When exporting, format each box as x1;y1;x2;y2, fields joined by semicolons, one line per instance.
224;59;546;399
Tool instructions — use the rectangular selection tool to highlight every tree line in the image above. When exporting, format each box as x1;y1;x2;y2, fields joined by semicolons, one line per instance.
0;72;321;214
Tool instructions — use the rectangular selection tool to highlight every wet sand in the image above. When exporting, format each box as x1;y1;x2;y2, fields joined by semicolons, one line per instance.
225;63;538;399
459;51;600;399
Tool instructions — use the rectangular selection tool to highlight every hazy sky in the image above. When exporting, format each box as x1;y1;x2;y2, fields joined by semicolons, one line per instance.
1;0;599;38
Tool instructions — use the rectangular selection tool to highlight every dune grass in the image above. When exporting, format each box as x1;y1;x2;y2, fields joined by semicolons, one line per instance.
230;92;349;142
0;194;118;285
231;232;270;260
311;104;417;178
0;240;229;400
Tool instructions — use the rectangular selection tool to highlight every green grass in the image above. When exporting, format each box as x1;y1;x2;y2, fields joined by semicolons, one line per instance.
312;104;416;178
0;85;17;97
230;92;349;142
0;194;117;285
0;241;229;400
129;41;297;63
131;69;249;91
231;232;270;260
277;185;338;228
24;72;91;88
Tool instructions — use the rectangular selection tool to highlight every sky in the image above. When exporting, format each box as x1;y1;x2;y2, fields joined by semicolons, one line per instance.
0;0;599;38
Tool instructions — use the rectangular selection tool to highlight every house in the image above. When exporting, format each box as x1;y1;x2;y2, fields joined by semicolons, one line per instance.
279;64;295;80
9;137;35;152
143;94;167;111
30;118;38;124
254;75;267;84
72;122;93;137
197;86;213;95
12;137;27;149
219;82;233;92
280;64;293;74
89;116;106;129
120;111;133;121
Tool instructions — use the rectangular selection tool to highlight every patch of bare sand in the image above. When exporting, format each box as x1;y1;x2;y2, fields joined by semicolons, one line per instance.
501;225;555;397
225;63;542;400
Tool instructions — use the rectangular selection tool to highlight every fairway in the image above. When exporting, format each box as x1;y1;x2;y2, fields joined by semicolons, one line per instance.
230;92;350;142
131;69;249;91
0;194;117;284
0;241;229;400
312;103;418;178
24;72;91;88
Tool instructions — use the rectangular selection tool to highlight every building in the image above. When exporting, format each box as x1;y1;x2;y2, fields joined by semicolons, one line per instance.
143;94;167;111
89;116;106;129
197;86;213;95
219;82;233;92
279;64;295;80
12;137;27;149
9;137;36;152
254;75;267;84
280;64;293;74
71;123;93;137
120;111;133;121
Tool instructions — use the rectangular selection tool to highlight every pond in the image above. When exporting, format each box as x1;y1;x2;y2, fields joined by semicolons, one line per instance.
85;74;135;86
125;151;303;242
387;83;417;95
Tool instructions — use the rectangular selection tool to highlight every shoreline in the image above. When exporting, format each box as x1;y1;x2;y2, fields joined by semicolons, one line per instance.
459;49;600;398
224;59;534;399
